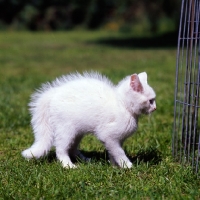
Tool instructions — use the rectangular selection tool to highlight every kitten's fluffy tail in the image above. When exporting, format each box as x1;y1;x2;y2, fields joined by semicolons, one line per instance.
22;88;53;159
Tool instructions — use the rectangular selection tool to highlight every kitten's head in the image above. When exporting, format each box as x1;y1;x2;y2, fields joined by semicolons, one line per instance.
129;72;156;115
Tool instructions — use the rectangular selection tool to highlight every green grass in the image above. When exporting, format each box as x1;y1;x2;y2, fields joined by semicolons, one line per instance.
0;31;199;199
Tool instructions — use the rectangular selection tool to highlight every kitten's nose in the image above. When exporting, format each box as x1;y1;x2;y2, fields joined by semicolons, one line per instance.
151;107;156;112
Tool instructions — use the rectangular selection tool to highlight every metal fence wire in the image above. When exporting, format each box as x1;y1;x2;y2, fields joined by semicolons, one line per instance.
173;0;200;173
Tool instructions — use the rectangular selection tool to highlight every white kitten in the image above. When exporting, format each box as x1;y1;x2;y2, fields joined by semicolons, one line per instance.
22;71;156;168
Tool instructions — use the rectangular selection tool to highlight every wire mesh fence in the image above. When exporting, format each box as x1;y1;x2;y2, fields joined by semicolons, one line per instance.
173;0;200;173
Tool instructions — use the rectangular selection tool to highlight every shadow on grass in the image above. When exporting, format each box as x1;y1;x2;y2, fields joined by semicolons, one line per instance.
40;147;162;166
91;31;178;49
129;148;162;165
79;148;162;166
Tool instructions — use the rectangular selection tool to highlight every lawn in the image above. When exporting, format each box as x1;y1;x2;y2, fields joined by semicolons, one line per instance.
0;31;199;199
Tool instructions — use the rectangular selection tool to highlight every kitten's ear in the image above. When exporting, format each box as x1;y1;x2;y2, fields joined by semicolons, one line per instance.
130;74;143;93
138;72;147;84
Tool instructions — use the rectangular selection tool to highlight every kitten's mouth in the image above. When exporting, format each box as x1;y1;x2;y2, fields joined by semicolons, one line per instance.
144;109;156;115
149;108;156;114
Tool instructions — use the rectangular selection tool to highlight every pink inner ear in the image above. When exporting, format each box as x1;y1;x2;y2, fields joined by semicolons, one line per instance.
130;74;143;93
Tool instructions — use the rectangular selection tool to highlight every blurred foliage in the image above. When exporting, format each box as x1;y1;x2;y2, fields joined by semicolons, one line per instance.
0;0;181;33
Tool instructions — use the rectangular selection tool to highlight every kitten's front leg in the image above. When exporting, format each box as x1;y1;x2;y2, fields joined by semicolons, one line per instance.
103;139;132;168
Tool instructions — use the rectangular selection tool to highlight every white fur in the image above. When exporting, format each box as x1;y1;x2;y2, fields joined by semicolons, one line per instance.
22;71;156;168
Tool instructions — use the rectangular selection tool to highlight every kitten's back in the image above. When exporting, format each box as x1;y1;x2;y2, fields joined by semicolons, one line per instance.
30;72;115;107
30;72;120;124
52;71;114;89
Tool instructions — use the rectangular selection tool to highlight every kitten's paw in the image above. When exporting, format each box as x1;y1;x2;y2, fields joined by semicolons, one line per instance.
62;162;77;169
119;161;132;169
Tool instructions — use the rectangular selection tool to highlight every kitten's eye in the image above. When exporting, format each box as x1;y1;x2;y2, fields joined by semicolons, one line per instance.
149;99;154;105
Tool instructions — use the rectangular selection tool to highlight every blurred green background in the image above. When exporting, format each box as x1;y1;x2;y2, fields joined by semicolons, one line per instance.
0;0;180;35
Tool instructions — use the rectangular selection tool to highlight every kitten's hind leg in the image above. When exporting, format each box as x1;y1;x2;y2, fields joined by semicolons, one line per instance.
56;149;77;168
54;129;78;168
